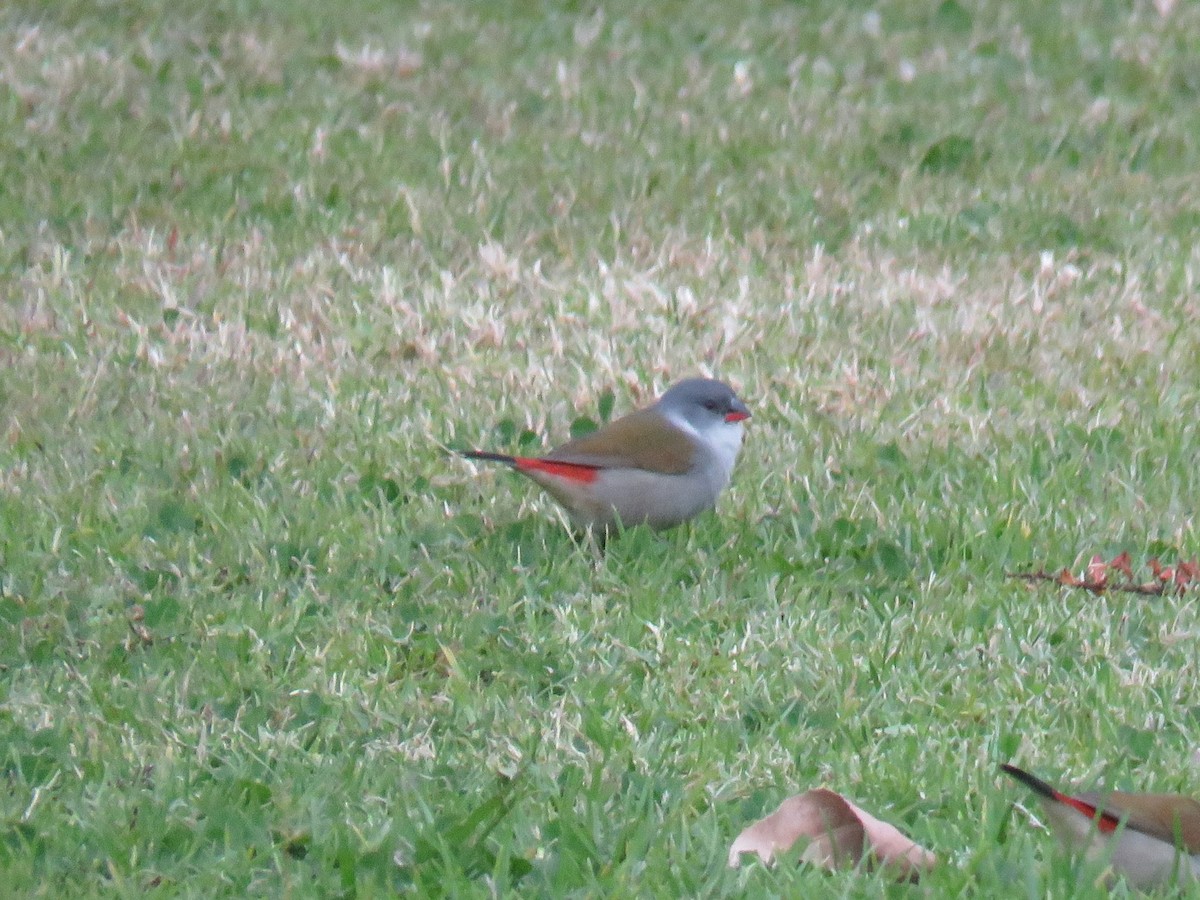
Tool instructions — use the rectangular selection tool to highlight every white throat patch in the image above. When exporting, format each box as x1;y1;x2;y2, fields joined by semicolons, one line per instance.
664;410;744;478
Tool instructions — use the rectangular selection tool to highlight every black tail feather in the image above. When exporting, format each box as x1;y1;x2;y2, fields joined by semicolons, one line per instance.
460;450;517;465
1000;763;1060;801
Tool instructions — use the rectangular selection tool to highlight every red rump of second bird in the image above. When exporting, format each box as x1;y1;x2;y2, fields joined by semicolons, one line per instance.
461;377;751;534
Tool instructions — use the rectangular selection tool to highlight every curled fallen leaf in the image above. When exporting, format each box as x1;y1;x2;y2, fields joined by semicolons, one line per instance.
728;788;936;882
1085;554;1107;588
1057;568;1080;587
1109;551;1133;579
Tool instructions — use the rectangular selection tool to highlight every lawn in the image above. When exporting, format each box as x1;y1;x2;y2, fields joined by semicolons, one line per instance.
3;0;1200;895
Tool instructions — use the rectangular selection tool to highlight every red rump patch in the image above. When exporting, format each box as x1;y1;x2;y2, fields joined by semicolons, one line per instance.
1056;792;1119;833
514;457;600;483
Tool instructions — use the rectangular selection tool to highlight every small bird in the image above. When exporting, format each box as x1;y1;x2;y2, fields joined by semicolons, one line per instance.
461;377;750;533
1001;763;1200;890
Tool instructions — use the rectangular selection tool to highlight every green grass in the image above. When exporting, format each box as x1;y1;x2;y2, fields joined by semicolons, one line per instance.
4;0;1200;895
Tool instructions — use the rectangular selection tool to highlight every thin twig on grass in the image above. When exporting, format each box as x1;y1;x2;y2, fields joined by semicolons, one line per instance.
1008;553;1200;596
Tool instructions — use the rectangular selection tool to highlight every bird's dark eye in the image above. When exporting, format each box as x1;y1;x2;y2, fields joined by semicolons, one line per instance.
703;400;719;411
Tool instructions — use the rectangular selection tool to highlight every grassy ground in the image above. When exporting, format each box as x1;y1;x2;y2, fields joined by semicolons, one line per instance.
3;0;1200;895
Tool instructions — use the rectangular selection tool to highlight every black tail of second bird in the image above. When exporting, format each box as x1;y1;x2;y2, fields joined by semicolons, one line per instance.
1000;764;1060;801
460;450;517;465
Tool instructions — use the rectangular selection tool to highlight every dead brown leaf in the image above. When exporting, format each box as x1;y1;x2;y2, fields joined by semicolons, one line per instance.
1056;567;1079;587
728;788;936;882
